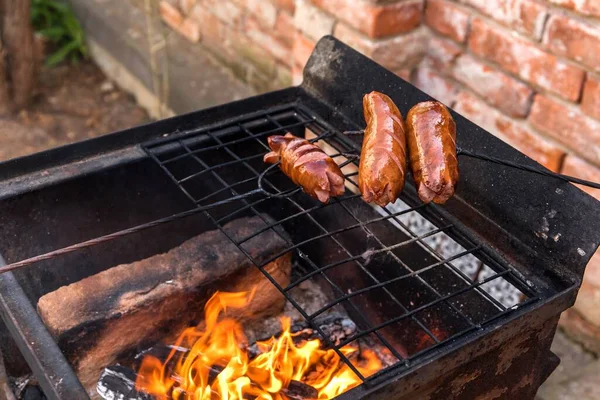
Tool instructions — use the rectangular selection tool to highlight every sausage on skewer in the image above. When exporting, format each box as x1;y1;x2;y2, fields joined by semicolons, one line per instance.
358;91;408;207
264;133;345;203
406;101;459;204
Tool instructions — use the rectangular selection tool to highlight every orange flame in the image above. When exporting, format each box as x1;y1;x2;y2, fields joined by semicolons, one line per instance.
135;290;382;399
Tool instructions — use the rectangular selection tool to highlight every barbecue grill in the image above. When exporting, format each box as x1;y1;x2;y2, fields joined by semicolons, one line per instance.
0;36;599;400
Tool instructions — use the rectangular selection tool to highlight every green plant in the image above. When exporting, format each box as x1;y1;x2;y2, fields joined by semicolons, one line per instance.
31;0;88;66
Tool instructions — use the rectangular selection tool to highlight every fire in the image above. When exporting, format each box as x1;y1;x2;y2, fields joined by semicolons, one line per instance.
135;290;382;399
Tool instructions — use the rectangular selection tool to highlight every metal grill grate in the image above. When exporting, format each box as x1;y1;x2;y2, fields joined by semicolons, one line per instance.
141;103;541;386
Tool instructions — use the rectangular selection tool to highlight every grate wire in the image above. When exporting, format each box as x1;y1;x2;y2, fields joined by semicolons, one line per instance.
137;103;542;385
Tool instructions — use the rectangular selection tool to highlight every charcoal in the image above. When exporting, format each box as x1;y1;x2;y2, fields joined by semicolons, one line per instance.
282;380;318;400
317;316;358;346
37;215;292;392
99;366;318;400
123;316;356;395
111;316;366;399
208;366;225;383
96;366;151;400
247;316;358;358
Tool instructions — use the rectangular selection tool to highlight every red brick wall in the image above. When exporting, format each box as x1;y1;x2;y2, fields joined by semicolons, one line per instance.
158;0;600;351
413;0;600;351
157;0;427;90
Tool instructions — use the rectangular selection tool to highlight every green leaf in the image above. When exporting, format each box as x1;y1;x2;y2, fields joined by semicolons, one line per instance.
44;1;69;13
80;42;88;58
31;7;53;30
46;40;79;66
31;0;88;66
38;26;66;41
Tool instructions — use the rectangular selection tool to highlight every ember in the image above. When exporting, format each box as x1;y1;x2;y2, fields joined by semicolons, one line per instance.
135;290;383;399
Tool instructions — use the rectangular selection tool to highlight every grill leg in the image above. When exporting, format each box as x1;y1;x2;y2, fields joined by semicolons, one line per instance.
541;351;560;386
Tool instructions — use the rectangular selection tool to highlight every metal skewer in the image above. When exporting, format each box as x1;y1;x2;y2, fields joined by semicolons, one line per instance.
1;129;597;276
0;133;346;276
456;148;600;189
343;130;600;190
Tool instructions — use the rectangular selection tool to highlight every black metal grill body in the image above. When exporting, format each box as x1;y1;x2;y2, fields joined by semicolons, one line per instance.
0;37;598;400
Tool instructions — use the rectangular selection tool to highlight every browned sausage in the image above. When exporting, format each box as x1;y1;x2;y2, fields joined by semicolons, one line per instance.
406;101;459;204
359;91;408;207
264;132;345;203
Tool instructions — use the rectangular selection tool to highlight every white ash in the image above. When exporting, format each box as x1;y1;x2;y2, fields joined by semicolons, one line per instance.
9;374;33;399
97;366;152;400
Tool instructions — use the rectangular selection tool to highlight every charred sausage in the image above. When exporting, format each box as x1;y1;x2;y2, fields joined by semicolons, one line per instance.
264;133;345;203
406;101;459;204
358;91;408;207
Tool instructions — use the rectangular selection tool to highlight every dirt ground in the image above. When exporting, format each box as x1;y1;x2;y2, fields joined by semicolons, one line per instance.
0;61;149;162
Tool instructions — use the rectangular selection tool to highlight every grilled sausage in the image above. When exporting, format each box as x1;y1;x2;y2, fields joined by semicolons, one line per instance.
264;133;345;203
406;101;459;204
358;91;408;207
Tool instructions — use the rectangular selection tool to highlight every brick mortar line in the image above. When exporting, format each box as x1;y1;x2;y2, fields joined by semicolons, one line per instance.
425;26;536;114
330;21;430;44
424;13;592;105
202;5;291;79
531;0;600;24
457;82;592;172
463;14;473;45
425;24;600;126
577;72;589;104
412;48;579;172
331;19;339;42
424;28;539;111
524;89;600;161
169;0;598;80
448;43;536;116
302;0;427;43
537;5;552;42
540;14;600;74
436;0;599;77
424;0;474;44
162;0;600;170
462;89;571;172
428;0;482;22
182;26;277;89
430;0;544;41
523;96;596;172
445;84;596;174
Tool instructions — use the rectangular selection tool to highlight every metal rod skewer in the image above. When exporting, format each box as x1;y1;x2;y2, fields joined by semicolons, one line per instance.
456;148;600;189
0;132;345;275
2;131;598;276
342;130;600;189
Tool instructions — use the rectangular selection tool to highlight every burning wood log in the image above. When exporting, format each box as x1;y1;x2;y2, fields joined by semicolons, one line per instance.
283;380;319;400
247;315;358;358
98;316;357;400
98;365;319;400
37;215;292;394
